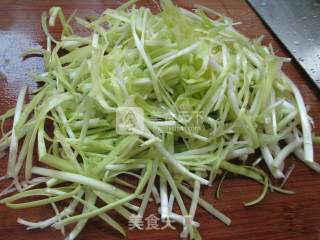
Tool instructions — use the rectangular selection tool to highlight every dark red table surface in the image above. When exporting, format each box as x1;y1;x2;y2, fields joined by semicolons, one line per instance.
0;1;320;240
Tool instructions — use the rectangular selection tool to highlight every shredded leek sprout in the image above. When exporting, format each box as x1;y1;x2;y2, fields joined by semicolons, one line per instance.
0;1;319;239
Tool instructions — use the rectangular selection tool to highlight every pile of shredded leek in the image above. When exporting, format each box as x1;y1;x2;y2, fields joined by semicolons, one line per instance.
0;0;319;239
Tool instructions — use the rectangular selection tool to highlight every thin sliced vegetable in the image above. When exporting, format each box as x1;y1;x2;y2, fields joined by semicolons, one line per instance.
0;1;319;239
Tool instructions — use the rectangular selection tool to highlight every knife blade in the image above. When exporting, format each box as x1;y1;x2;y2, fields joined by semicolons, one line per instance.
248;0;320;88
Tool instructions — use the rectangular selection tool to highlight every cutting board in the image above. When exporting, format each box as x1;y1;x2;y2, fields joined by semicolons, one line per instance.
0;1;319;240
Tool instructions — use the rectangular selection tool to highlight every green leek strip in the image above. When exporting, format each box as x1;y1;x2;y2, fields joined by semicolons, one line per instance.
5;186;80;209
66;189;95;240
15;85;49;131
179;184;231;225
159;163;192;236
94;191;133;220
7;86;27;177
131;11;161;102
17;190;84;230
285;76;313;162
31;167;129;199
25;125;38;180
53;128;82;171
69;192;126;237
37;119;46;159
93;135;139;173
138;158;159;217
220;161;269;206
0;185;74;203
155;141;209;185
53;161;152;228
39;154;76;173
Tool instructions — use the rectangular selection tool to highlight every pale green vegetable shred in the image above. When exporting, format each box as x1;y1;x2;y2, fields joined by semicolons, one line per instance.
0;1;319;239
